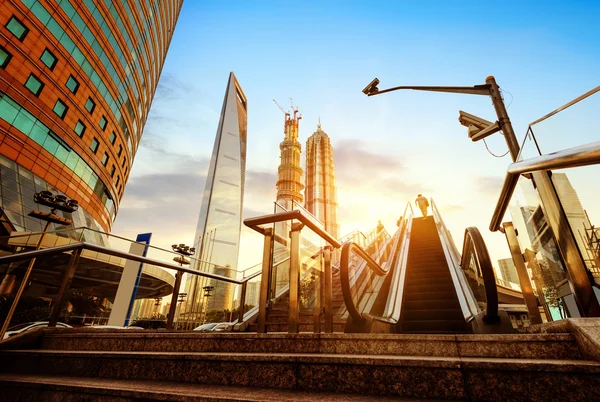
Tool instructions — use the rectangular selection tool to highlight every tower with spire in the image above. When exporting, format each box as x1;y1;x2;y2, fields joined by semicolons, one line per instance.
305;120;339;239
276;107;304;209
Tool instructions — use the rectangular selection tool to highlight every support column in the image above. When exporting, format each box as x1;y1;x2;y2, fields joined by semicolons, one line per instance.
257;228;273;333
503;222;543;325
288;222;304;334
166;271;183;330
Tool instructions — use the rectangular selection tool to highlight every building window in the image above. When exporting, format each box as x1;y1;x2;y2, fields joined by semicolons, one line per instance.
110;164;116;177
124;166;128;176
109;131;116;144
99;115;107;131
24;74;44;96
85;97;95;114
115;175;120;187
0;46;12;69
122;157;126;168
66;75;79;94
52;99;68;119
40;48;58;70
74;120;86;137
101;152;109;166
90;137;99;154
117;145;122;157
6;16;28;41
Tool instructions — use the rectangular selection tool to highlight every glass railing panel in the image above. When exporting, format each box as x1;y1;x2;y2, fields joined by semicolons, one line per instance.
550;165;600;287
298;223;324;311
507;174;570;321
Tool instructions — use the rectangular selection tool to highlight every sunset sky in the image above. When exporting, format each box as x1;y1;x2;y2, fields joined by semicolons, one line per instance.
111;0;600;277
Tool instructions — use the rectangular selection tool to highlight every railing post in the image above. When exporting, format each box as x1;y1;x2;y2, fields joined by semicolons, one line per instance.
49;248;82;327
238;281;247;324
502;222;543;325
258;228;274;333
289;222;304;334
166;271;183;330
323;246;333;333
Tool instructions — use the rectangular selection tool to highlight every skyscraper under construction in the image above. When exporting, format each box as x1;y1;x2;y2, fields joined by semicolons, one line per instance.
304;121;339;239
276;108;304;210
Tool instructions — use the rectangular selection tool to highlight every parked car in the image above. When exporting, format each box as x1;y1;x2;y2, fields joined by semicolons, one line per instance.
3;321;71;340
193;322;233;332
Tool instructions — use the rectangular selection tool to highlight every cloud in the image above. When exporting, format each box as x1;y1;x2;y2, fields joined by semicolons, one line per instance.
474;176;504;196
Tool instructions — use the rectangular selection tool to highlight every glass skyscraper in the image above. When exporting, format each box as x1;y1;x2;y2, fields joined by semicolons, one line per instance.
0;0;183;234
305;121;339;239
185;72;247;315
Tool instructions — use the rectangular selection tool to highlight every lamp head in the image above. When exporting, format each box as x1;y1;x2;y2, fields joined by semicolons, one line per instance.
362;78;380;95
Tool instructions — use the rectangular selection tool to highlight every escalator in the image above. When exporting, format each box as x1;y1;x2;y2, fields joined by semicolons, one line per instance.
340;199;503;334
400;216;469;333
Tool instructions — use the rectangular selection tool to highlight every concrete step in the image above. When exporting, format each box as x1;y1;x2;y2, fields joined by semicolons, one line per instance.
2;350;599;400
247;322;346;333
0;373;416;402
37;331;583;360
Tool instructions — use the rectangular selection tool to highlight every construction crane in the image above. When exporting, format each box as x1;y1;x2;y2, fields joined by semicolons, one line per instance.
273;99;290;116
290;97;297;112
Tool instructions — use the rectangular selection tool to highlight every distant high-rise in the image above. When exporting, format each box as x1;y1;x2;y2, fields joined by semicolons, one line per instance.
276;108;303;209
185;72;247;316
305;121;339;239
498;258;519;284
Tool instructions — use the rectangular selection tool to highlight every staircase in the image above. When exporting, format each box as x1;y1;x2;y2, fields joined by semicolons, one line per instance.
1;328;599;401
400;216;469;333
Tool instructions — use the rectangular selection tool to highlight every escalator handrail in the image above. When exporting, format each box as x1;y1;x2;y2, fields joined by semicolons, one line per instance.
339;202;411;323
430;198;481;322
461;227;499;322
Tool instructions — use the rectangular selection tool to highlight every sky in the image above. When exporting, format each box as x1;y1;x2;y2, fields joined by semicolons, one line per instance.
111;0;600;278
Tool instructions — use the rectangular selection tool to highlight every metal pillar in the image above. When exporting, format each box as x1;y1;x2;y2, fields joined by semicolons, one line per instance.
288;222;303;333
238;281;247;324
257;228;273;333
323;246;333;333
49;248;82;327
166;271;183;330
502;222;543;325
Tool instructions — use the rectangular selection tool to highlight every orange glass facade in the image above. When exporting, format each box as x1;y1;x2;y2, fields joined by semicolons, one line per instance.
0;0;183;232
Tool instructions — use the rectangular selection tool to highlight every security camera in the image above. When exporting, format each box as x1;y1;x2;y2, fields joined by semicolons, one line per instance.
458;110;494;130
362;78;380;95
459;111;501;142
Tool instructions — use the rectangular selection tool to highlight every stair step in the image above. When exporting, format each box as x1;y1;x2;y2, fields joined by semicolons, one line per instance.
2;350;598;400
0;374;403;402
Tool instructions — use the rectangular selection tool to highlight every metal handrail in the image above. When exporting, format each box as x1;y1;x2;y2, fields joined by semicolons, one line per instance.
339;202;411;324
0;241;260;285
490;140;600;232
244;209;342;248
461;227;499;322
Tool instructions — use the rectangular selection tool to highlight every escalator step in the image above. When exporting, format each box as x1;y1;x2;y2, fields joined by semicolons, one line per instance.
403;299;462;311
402;319;468;332
403;309;464;321
404;283;455;293
404;290;458;301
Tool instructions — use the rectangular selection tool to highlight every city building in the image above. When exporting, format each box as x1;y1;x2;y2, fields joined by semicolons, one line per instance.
275;108;303;210
498;258;519;284
305;121;339;239
185;72;248;315
0;1;183;234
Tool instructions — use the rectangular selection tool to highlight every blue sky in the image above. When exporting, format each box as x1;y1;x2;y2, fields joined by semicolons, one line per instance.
112;0;600;273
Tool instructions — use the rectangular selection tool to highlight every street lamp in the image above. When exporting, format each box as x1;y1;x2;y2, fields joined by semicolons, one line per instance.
362;76;521;162
0;191;78;340
165;243;194;330
201;285;214;324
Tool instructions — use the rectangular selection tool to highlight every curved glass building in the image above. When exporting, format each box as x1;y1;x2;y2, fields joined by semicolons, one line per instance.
0;0;183;233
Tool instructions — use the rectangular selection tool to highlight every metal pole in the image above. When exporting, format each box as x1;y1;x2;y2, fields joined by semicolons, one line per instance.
313;259;322;334
238;281;247;324
48;248;82;327
323;246;333;333
502;222;543;324
257;228;273;333
0;220;52;340
166;271;183;330
486;76;520;162
288;222;303;334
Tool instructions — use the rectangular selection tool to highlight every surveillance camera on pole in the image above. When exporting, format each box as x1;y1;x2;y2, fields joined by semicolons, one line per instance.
458;110;501;142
